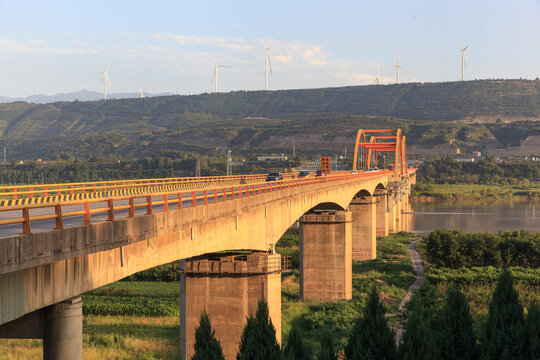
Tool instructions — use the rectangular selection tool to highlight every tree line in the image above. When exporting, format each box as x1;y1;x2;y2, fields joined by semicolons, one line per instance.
425;229;540;268
191;270;539;359
418;157;540;185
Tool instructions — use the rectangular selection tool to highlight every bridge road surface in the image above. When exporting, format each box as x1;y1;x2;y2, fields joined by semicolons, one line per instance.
0;184;259;238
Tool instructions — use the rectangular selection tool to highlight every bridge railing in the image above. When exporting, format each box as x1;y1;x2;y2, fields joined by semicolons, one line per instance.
0;173;297;203
0;170;402;237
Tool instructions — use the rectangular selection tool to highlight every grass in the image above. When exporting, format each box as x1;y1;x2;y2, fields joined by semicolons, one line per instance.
412;183;540;200
280;232;417;356
0;232;417;359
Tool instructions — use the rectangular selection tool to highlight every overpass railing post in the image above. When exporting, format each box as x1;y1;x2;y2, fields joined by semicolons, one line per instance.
129;198;135;217
203;190;208;205
54;204;63;229
22;207;31;234
163;194;169;212
231;187;235;200
146;196;152;215
177;193;182;209
213;189;218;204
107;199;114;221
191;192;196;207
83;202;90;225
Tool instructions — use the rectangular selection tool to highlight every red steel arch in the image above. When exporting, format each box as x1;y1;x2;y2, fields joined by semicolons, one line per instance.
352;129;408;175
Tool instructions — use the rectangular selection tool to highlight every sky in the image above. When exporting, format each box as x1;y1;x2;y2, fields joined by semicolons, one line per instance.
0;0;538;97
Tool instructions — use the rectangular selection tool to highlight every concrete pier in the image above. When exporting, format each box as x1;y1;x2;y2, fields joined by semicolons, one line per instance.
43;297;83;360
375;193;389;236
180;252;281;360
299;211;352;302
0;297;83;360
349;197;376;260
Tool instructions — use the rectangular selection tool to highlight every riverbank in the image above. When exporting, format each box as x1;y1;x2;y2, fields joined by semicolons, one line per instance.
0;232;418;359
411;183;540;201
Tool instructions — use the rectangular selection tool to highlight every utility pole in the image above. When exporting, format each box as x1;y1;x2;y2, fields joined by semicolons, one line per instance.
195;159;201;177
226;150;232;176
293;142;296;157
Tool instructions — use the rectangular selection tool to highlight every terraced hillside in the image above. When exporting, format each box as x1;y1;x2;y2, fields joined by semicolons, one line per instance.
0;79;538;159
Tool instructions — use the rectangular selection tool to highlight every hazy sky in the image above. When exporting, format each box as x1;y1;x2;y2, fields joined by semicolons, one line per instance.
0;0;538;97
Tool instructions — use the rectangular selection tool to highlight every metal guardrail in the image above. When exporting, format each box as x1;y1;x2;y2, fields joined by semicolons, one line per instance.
0;170;400;236
0;174;296;200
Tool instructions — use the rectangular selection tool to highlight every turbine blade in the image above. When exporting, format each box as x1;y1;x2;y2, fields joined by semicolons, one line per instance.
105;63;111;72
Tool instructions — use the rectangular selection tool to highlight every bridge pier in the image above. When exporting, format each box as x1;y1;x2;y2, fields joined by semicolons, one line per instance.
375;192;388;236
0;296;82;360
180;252;281;360
299;211;352;302
349;197;376;260
43;297;83;360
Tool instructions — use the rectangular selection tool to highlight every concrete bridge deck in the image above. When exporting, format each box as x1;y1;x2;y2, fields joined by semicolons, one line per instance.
0;167;416;359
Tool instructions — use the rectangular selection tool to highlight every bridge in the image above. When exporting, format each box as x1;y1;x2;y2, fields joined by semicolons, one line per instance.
0;129;415;360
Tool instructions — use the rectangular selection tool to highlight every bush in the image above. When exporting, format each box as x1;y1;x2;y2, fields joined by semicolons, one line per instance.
425;229;540;268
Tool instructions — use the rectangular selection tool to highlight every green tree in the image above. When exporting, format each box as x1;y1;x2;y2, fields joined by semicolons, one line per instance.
481;269;525;360
191;310;225;360
399;301;438;360
345;286;397;360
283;325;310;360
525;301;540;360
237;299;281;360
438;288;476;360
317;336;337;360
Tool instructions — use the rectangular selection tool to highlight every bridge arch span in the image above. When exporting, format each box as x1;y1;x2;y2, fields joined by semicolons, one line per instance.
0;174;390;325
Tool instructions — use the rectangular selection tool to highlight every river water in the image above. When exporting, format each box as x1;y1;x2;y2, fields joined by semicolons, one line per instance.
407;199;540;234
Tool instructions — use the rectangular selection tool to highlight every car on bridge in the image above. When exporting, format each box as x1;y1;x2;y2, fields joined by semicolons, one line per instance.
298;170;310;178
265;172;283;181
315;170;325;177
364;167;380;173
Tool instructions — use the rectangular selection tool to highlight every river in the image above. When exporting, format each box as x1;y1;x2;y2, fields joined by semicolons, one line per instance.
407;199;540;234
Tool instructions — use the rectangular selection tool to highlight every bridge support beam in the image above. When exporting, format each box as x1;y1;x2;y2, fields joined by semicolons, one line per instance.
349;197;376;260
388;192;402;234
43;297;83;360
375;193;388;236
299;211;352;302
0;297;83;360
180;252;281;360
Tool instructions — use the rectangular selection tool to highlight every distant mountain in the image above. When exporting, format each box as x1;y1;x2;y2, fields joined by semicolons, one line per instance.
0;89;173;104
0;79;538;159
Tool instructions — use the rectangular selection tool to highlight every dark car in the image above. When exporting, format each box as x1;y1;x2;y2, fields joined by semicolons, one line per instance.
298;170;310;178
266;172;283;181
315;170;325;177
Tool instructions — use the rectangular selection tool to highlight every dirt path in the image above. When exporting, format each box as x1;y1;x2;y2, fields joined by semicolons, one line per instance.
394;237;425;345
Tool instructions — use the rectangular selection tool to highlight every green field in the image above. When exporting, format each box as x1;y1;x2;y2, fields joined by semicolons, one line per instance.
412;183;540;199
0;232;417;359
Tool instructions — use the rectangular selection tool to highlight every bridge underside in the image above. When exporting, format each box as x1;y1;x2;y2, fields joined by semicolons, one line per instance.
0;174;393;326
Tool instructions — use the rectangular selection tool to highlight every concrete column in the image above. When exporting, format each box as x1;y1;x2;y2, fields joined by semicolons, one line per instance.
43;297;83;360
180;252;281;360
388;194;397;233
375;193;388;236
349;197;376;260
299;211;352;302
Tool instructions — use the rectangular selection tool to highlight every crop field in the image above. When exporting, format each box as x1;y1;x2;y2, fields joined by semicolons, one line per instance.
0;232;417;359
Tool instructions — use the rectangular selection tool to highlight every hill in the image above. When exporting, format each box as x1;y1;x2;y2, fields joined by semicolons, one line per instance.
0;79;538;159
0;89;173;104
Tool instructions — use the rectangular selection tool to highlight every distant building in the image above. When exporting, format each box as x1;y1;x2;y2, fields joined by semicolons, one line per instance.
472;151;482;159
455;158;475;163
300;160;347;171
257;153;287;161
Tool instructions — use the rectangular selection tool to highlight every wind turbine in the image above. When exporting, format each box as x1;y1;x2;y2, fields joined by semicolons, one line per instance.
139;89;145;98
372;64;380;85
396;50;401;84
102;64;111;100
265;48;273;90
211;62;233;93
460;44;469;81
